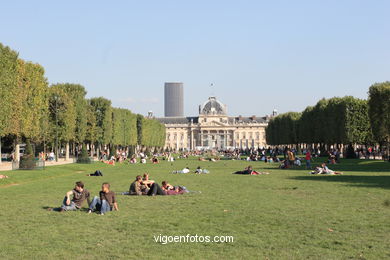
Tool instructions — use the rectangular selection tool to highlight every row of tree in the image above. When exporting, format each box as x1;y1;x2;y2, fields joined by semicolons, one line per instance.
265;82;390;159
0;43;166;162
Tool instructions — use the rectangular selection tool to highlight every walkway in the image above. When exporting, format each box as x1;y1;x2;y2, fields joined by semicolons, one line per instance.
0;158;75;172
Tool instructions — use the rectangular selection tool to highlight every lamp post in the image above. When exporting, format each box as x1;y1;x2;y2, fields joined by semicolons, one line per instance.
54;95;59;162
123;119;126;156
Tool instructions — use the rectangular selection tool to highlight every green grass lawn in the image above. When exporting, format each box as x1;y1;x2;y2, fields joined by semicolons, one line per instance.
0;158;389;259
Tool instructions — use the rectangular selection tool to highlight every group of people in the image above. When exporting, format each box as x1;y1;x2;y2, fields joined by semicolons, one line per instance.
129;173;188;196
56;181;118;215
55;172;189;215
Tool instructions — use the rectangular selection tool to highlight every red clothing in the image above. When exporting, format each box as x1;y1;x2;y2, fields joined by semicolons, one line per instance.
165;190;185;195
305;152;311;160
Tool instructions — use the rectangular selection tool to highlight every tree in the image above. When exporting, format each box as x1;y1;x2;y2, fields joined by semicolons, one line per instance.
48;85;76;161
90;97;113;154
85;101;97;156
0;43;19;163
19;61;49;141
112;108;137;147
368;82;390;161
58;83;88;145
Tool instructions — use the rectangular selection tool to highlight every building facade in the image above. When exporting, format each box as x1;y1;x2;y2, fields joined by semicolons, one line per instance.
164;82;184;117
158;97;269;151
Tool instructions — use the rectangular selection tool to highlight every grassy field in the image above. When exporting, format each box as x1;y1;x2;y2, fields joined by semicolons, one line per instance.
0;157;389;259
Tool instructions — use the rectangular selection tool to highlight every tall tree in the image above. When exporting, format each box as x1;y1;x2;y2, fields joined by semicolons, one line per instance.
48;85;76;161
57;83;88;145
0;43;19;163
19;61;49;141
90;97;112;153
368;82;390;161
85;101;97;156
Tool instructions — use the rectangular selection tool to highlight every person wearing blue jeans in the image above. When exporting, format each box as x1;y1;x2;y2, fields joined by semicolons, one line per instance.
88;197;111;214
60;181;91;212
88;182;119;215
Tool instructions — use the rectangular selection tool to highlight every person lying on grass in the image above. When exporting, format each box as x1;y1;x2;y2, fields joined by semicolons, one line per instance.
233;166;269;175
147;181;188;196
195;166;210;174
0;174;9;179
60;181;91;212
86;170;103;176
310;163;343;175
161;181;174;191
88;182;119;215
172;167;190;174
102;158;115;166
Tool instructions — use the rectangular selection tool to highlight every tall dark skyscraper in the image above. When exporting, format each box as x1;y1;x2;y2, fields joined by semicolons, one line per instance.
164;82;184;117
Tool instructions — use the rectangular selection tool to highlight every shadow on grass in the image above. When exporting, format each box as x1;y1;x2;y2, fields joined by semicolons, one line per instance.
42;206;90;212
291;175;390;189
258;159;390;173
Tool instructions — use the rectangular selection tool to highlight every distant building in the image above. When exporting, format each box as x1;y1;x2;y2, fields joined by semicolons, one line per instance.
164;82;184;117
158;96;270;151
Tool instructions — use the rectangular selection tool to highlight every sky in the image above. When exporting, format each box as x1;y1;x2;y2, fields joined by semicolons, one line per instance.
1;0;389;117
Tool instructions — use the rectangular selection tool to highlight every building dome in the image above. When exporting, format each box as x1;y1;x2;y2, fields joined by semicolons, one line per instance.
200;97;227;115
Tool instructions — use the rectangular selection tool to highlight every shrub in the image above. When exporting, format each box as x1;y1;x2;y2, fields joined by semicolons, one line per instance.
77;145;91;164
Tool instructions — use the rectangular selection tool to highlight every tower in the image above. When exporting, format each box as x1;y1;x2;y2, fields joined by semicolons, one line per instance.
164;82;184;117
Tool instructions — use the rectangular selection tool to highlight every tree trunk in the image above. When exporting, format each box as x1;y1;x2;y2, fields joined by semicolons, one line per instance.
15;143;20;162
0;136;2;165
65;142;70;161
96;143;100;160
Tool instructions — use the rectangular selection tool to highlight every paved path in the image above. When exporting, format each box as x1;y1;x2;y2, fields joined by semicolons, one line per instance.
0;158;75;172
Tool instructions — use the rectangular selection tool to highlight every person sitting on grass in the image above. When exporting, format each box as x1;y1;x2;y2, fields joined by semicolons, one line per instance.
294;158;302;167
279;159;290;169
172;167;190;174
141;173;155;192
328;153;336;164
129;175;148;195
152;157;159;164
60;181;91;212
195;166;210;174
129;156;137;164
88;182;119;215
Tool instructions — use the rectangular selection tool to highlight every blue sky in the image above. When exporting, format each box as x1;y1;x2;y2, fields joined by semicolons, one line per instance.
2;0;389;117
